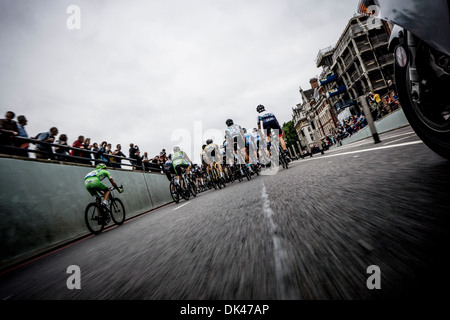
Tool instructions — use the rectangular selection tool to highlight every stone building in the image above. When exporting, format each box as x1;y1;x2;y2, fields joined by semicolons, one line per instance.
293;14;395;148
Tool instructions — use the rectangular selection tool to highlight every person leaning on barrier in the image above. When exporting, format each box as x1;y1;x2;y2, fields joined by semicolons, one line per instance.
34;127;59;159
112;144;126;168
54;134;70;161
0;111;19;155
16;115;29;157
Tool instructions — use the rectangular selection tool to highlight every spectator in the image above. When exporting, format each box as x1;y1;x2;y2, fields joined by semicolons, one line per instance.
54;134;70;161
142;151;152;171
152;155;163;166
99;141;109;166
106;143;115;167
16;115;29;157
112;144;126;168
34;127;58;159
71;135;86;163
129;143;137;168
387;80;397;95
82;137;93;164
92;142;101;165
133;149;144;170
0;111;19;155
159;149;168;163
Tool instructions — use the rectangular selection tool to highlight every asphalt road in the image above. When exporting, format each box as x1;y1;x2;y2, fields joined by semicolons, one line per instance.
1;126;449;301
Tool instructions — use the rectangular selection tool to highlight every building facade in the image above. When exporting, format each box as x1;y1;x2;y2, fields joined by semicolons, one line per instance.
316;14;394;116
293;14;395;148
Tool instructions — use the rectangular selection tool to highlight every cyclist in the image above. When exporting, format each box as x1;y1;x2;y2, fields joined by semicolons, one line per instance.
251;127;262;160
224;119;247;165
172;146;193;189
200;143;209;173
256;104;289;158
243;128;258;166
203;138;224;178
163;154;176;182
191;163;204;191
84;163;123;214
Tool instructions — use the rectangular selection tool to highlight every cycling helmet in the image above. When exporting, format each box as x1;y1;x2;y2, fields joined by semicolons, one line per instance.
173;146;180;152
252;128;258;132
226;119;234;126
206;139;213;144
256;104;265;113
96;163;107;170
242;128;247;133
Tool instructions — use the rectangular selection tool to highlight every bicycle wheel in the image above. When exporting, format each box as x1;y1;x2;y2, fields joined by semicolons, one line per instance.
189;179;197;197
253;164;260;176
219;175;226;188
180;178;190;200
110;198;126;225
244;166;252;181
237;168;243;182
279;148;288;169
85;203;104;235
170;181;180;203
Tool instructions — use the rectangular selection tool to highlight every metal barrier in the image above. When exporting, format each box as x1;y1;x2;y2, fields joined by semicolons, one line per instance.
0;136;164;173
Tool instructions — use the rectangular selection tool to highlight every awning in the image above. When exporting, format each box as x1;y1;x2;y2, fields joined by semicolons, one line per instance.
319;74;338;86
326;85;347;98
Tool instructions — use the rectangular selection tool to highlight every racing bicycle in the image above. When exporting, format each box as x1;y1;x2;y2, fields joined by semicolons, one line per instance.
84;185;125;235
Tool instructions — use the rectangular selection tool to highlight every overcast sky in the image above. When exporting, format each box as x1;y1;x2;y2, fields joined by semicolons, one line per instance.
0;0;358;163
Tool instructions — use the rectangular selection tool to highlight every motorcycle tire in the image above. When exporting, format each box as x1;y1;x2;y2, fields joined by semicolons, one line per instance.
395;36;450;160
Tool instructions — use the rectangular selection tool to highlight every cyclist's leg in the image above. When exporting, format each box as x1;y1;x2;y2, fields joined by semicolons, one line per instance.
174;164;183;188
98;183;110;204
271;120;287;152
85;182;98;198
262;126;272;157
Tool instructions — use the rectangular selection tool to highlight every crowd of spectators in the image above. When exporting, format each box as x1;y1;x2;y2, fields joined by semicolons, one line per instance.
0;111;168;173
322;85;401;149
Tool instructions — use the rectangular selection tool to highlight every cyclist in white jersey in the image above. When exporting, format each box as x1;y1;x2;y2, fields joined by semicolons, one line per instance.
224;119;247;165
243;128;258;165
203;139;224;178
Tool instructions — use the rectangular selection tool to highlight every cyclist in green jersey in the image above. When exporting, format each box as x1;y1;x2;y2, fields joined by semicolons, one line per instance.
172;146;193;189
85;163;123;210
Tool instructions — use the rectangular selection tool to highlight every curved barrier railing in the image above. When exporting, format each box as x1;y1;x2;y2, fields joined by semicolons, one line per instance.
0;136;164;173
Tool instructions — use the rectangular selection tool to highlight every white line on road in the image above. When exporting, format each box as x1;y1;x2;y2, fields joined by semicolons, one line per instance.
303;140;423;161
328;129;416;153
173;202;190;210
382;133;417;146
261;180;296;299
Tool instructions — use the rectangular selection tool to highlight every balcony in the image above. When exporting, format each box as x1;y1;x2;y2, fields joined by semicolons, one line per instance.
316;46;334;67
377;53;394;66
370;34;389;48
351;24;367;37
349;69;360;83
355;40;371;52
364;59;378;72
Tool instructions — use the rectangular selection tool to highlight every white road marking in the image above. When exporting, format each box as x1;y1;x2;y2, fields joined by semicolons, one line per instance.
302;140;423;162
382;133;417;146
261;180;296;299
173;202;190;210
